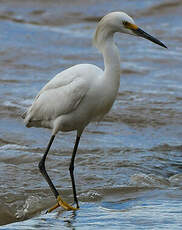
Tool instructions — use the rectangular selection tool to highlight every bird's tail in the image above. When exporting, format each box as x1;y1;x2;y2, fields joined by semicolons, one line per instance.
21;109;32;127
21;111;27;119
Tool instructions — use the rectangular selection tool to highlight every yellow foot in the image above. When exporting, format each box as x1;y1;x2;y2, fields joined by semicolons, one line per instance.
47;195;79;213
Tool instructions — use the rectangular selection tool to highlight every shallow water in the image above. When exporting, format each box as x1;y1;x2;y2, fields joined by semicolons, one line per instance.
0;0;182;229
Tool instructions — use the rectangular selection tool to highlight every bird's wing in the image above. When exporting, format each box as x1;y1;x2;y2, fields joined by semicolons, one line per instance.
25;72;90;124
37;70;78;96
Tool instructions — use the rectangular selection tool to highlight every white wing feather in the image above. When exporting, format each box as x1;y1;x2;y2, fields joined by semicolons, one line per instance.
24;64;94;126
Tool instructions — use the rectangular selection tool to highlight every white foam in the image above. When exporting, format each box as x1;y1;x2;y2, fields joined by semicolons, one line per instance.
0;144;28;150
130;173;170;187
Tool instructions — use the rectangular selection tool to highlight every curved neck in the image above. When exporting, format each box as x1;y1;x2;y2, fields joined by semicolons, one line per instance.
94;25;121;87
102;36;120;75
94;24;121;76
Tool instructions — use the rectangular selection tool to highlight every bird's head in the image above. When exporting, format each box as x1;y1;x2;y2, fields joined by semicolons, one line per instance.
94;11;167;49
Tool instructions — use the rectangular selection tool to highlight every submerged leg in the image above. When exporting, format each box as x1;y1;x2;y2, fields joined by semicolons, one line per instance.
38;135;77;213
69;135;81;208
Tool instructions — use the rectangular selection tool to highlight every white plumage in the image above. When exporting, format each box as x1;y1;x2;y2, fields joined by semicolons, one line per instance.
24;63;117;136
23;12;167;212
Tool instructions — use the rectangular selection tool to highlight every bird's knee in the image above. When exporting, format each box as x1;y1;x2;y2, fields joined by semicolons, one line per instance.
38;160;45;173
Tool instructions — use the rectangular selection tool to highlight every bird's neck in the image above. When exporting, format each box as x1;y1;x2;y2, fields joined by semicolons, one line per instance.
94;26;120;84
102;37;121;77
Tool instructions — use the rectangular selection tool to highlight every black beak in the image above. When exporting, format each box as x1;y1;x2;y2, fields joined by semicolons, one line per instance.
133;27;167;49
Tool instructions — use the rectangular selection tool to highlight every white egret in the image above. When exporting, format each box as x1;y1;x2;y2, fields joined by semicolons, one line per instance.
24;11;167;212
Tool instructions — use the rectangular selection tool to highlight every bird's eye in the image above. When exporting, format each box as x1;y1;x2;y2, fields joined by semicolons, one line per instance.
123;21;129;26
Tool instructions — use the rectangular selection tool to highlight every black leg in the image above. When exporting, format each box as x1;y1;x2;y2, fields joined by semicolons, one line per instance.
69;135;80;208
38;135;59;199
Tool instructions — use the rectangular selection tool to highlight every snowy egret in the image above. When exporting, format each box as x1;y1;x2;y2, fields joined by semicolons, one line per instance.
24;11;167;212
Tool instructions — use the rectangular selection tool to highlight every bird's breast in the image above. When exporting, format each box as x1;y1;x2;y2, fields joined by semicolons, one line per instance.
89;77;119;121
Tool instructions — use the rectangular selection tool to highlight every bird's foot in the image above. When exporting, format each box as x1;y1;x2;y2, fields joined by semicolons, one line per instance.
46;195;79;213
